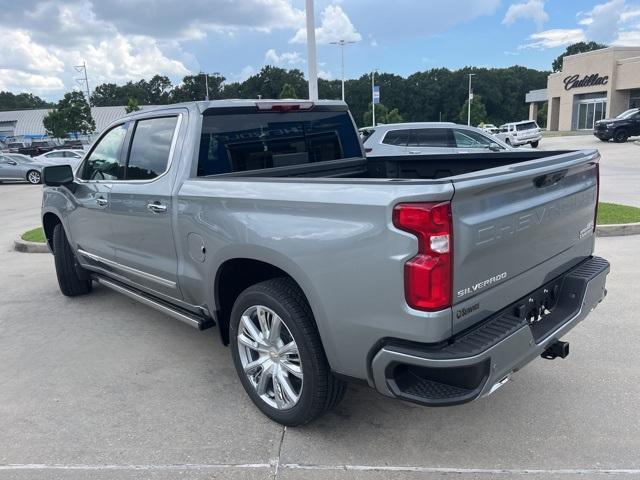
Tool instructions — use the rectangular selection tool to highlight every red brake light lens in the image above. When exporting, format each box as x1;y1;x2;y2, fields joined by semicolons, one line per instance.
256;101;314;112
393;202;452;311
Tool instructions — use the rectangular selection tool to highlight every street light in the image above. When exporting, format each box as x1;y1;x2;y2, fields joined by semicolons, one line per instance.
467;73;476;126
330;39;356;101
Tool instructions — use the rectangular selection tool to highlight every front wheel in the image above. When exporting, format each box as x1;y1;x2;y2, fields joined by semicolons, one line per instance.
505;138;511;146
530;140;539;148
230;278;346;426
26;170;41;184
613;129;629;143
52;224;92;296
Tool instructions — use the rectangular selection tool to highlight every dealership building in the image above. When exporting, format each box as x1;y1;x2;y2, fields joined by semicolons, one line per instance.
526;46;640;131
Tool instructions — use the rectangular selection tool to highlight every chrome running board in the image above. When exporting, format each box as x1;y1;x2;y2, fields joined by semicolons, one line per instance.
95;276;214;330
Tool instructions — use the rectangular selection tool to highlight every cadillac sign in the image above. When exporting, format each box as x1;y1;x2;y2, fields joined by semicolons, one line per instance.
563;73;609;91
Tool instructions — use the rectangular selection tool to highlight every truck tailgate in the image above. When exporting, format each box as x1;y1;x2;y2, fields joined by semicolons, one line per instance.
450;150;599;330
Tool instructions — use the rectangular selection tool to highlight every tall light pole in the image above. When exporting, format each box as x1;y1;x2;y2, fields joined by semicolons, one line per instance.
203;73;209;101
305;0;318;100
371;69;378;126
467;73;476;126
330;39;356;101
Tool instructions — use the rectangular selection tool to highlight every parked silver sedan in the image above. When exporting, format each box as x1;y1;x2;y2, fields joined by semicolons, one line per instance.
0;153;45;184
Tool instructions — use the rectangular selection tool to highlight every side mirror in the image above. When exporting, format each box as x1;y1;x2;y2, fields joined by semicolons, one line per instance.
489;142;502;151
43;164;74;187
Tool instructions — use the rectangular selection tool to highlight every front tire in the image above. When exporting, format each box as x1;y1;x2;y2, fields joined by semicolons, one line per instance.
26;170;41;184
505;138;511;146
52;224;92;296
613;129;629;143
530;140;539;148
230;278;346;426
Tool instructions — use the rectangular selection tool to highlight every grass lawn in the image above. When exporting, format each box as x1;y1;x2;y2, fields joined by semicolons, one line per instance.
21;227;46;243
597;202;640;225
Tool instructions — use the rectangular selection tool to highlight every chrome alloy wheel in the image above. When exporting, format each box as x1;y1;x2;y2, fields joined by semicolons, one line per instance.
237;305;303;410
27;171;41;184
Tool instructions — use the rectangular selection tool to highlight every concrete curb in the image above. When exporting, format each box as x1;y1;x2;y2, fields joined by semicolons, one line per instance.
14;237;49;253
596;222;640;237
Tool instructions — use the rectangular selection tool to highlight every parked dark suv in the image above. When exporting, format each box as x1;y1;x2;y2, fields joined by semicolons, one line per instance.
594;108;640;142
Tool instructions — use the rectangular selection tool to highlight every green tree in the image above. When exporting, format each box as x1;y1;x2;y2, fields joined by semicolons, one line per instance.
363;103;405;126
458;94;488;126
43;91;95;138
125;97;140;113
537;101;548;128
552;42;607;72
171;73;225;102
279;83;297;99
42;109;68;138
0;91;52;110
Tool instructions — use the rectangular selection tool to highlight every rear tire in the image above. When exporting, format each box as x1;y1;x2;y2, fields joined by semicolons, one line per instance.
229;278;346;426
530;140;539;148
505;138;511;146
52;224;92;296
26;170;41;184
613;129;629;143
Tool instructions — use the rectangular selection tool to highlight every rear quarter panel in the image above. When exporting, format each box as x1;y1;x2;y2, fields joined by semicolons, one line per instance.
176;178;455;379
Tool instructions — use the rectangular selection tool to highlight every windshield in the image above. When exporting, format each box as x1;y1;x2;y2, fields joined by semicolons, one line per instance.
198;109;362;176
616;108;639;119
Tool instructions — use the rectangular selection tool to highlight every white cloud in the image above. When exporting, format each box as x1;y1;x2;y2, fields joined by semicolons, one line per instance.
521;0;640;49
0;69;64;94
582;0;625;43
291;5;361;44
521;29;586;49
318;69;333;80
237;65;256;81
503;0;549;30
264;49;304;67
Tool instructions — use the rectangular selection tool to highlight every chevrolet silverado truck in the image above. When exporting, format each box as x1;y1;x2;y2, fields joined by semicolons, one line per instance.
41;100;609;426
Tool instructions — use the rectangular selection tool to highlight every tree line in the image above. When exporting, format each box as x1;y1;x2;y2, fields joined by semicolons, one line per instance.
84;65;550;127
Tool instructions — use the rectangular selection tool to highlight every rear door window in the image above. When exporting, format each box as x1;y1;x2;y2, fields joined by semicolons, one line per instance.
198;110;361;176
408;128;452;147
125;116;178;180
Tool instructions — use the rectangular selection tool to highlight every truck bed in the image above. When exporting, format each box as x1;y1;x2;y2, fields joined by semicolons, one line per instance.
209;150;574;180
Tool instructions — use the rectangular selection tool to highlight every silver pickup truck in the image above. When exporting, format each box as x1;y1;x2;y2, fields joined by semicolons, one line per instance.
41;100;610;426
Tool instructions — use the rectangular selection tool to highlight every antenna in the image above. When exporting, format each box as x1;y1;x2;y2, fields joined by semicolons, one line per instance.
74;62;91;105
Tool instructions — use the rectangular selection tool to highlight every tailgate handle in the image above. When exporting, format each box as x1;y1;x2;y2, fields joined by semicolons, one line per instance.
534;170;567;188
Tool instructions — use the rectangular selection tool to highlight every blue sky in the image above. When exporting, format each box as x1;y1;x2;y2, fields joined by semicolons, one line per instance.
1;0;639;99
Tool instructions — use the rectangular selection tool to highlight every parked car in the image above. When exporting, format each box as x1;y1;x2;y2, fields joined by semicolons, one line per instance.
4;142;26;153
60;139;90;151
363;122;511;156
593;108;640;143
0;153;44;184
35;149;84;163
495;121;542;148
41;100;609;426
479;123;499;134
18;140;56;157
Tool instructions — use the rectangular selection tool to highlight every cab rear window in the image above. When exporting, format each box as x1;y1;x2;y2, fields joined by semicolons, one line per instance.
197;110;361;176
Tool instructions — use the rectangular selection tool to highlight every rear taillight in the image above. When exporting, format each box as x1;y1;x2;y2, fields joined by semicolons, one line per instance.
393;202;452;311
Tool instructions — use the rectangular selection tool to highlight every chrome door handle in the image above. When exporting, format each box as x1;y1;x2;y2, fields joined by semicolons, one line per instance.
408;150;421;154
147;203;167;214
96;197;108;206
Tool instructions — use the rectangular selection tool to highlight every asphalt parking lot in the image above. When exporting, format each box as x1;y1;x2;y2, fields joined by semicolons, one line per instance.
1;138;639;479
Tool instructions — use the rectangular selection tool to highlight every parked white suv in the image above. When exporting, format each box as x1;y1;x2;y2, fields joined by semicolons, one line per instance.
363;122;511;156
495;121;542;148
